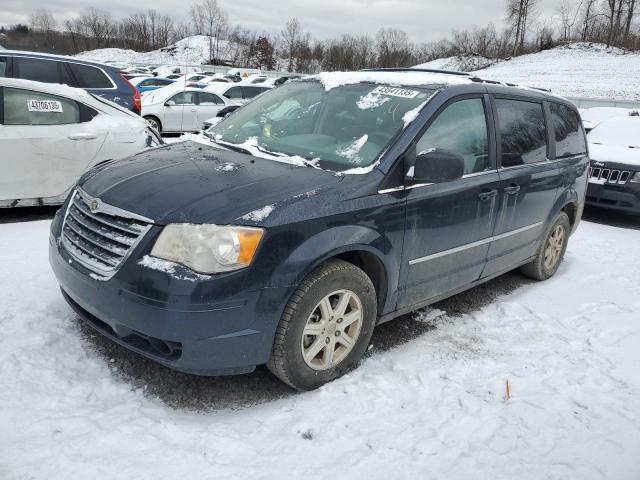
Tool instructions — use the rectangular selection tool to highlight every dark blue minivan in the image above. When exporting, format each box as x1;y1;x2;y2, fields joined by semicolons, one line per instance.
49;70;588;390
0;50;141;113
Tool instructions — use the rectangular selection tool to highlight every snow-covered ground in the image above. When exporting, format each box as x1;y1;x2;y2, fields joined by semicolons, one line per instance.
1;218;639;479
76;35;241;67
474;43;640;101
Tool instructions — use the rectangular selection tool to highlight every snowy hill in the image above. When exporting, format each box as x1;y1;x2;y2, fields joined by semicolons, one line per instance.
76;35;239;66
414;55;500;72
420;43;640;101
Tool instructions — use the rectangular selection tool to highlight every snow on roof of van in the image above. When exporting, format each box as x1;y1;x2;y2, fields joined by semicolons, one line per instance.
310;70;473;91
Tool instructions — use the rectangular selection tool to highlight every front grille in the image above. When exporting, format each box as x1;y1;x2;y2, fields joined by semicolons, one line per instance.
62;190;152;278
589;166;631;185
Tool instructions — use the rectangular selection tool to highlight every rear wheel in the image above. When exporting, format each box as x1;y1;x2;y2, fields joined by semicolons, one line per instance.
520;212;570;280
268;259;377;390
144;116;162;133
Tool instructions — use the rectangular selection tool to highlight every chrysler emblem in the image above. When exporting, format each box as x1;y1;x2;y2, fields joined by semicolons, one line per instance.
90;199;99;212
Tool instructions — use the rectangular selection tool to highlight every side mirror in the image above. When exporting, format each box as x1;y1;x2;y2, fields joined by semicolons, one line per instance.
165;100;176;107
411;149;465;183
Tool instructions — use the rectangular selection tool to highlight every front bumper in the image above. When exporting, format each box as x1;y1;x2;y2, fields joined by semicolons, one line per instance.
586;179;640;213
49;219;289;376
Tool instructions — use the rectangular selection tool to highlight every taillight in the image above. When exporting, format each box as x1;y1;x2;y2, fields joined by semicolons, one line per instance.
133;88;141;112
119;72;141;114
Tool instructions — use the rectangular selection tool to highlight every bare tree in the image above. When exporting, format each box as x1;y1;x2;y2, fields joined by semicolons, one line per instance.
376;28;413;67
580;0;598;40
557;0;581;41
30;9;56;33
506;0;538;54
281;17;301;72
623;0;637;44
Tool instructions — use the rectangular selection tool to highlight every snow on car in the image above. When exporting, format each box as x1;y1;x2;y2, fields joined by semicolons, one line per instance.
0;78;161;208
580;106;637;132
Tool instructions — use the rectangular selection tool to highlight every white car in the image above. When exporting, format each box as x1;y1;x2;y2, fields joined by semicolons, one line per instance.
588;115;640;168
580;107;636;133
0;78;160;208
141;85;242;133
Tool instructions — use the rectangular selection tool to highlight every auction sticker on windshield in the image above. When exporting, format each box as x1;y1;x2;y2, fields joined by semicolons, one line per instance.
370;86;419;99
27;99;63;113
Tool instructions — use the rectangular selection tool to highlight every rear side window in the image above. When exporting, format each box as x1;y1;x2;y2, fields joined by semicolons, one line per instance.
0;57;7;77
198;92;224;105
550;103;586;158
3;87;80;125
496;99;547;167
242;87;263;99
68;63;113;88
225;87;243;99
16;57;65;84
169;91;196;105
415;98;490;175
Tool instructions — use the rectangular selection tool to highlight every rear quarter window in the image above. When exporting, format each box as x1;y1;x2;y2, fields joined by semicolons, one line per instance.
0;57;7;77
3;87;80;125
68;63;113;89
550;103;587;158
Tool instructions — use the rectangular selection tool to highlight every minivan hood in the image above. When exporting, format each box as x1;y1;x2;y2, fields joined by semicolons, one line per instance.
79;141;344;225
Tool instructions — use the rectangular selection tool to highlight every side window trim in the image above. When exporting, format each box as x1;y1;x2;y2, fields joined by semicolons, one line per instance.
491;94;549;169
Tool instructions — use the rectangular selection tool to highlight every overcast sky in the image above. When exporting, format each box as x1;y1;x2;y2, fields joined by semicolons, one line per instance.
1;0;561;44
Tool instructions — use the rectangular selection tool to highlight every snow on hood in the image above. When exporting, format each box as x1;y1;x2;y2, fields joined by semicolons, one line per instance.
588;116;640;149
589;143;640;167
311;71;472;91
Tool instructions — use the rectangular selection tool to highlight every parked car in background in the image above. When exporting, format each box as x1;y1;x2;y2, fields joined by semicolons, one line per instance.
164;73;183;80
244;74;268;84
152;65;202;78
130;76;175;94
580;106;636;133
209;82;272;104
226;67;261;78
586;115;640;213
141;85;241;133
0;50;141;113
0;78;160;207
49;70;587;390
265;74;304;86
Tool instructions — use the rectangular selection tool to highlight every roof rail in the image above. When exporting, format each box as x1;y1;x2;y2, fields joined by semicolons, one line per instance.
360;67;471;77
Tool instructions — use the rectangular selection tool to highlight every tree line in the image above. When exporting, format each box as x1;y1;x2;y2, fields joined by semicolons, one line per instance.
0;0;638;73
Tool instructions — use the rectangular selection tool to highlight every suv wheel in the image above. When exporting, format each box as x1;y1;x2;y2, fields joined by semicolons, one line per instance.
520;212;570;281
268;259;377;390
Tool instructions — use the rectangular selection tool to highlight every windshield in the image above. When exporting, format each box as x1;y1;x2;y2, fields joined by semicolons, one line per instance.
207;81;435;172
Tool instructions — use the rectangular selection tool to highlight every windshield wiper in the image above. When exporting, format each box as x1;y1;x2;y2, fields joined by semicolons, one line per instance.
210;138;252;156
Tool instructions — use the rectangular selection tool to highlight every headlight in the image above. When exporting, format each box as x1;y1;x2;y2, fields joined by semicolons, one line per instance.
630;172;640;183
150;224;264;274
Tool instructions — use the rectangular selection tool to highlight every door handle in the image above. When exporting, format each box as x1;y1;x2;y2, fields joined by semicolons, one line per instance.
478;189;498;201
190;108;197;112
68;133;98;140
504;184;521;195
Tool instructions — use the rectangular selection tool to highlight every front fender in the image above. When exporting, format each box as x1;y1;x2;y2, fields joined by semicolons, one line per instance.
267;224;399;315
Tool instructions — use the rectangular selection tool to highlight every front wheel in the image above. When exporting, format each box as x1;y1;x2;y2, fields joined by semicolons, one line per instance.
520;212;570;280
268;259;377;390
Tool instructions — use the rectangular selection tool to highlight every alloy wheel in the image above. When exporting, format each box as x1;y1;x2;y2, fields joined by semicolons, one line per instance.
301;289;363;371
543;224;565;271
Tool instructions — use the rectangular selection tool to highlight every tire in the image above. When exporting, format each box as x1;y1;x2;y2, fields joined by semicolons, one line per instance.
144;116;162;133
267;259;377;391
520;212;570;281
